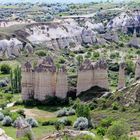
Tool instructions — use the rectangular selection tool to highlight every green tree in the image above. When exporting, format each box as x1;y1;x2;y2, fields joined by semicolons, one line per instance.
0;64;11;74
76;55;83;66
76;102;90;120
10;66;21;93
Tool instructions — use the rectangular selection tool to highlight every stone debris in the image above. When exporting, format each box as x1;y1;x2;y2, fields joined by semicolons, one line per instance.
41;129;95;140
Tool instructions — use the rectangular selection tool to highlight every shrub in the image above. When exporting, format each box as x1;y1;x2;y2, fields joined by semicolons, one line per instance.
1;109;11;116
10;112;20;121
0;112;4;121
35;50;46;57
73;117;88;130
76;103;90;119
54;121;64;131
67;108;75;116
112;102;119;110
110;52;119;59
2;116;12;126
126;60;135;75
42;120;56;126
57;107;75;117
58;117;72;126
57;56;66;64
57;108;68;117
107;120;130;140
97;127;106;136
100;117;113;128
26;117;38;127
0;64;11;74
17;109;25;117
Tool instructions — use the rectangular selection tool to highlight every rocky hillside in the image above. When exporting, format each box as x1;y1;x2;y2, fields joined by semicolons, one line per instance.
107;80;140;107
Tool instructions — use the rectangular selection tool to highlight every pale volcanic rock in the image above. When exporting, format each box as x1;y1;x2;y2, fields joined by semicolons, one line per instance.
34;58;56;101
77;59;94;96
93;59;109;90
55;66;68;99
77;59;109;96
117;61;126;89
21;61;34;100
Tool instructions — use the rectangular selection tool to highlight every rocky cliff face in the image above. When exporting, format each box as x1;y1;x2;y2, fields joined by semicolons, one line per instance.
107;10;140;35
23;19;104;50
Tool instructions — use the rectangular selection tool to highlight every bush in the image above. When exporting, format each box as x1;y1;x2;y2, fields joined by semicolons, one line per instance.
54;121;64;131
1;109;11;116
10;112;20;121
107;120;130;140
58;117;72;126
57;108;75;117
17;109;25;117
57;56;66;64
126;60;135;75
73;117;88;130
42;120;56;126
0;112;4;121
97;127;106;136
0;64;11;74
2;116;12;126
35;50;46;57
112;102;119;110
57;108;68;117
100;117;113;128
67;108;75;116
26;117;38;127
76;103;90;119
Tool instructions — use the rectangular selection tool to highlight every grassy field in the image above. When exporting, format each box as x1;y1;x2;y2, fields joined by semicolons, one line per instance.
1;125;55;140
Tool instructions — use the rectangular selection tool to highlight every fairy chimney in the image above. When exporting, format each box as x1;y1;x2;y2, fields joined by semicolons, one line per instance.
55;65;68;98
21;61;34;100
77;59;94;96
118;60;126;89
93;59;109;89
34;57;56;101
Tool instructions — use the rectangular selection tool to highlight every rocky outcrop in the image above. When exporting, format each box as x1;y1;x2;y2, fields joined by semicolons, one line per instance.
128;37;140;48
107;10;140;35
55;66;68;99
77;59;94;95
85;21;105;33
34;57;56;101
103;31;119;43
41;129;95;140
15;117;34;139
24;19;101;49
0;38;33;59
77;59;109;96
93;59;109;90
21;56;68;101
21;61;34;100
117;60;126;89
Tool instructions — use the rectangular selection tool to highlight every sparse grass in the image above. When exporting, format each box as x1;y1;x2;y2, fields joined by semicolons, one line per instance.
1;124;55;140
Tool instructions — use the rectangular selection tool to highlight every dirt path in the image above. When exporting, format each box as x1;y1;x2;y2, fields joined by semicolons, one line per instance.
24;108;56;120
